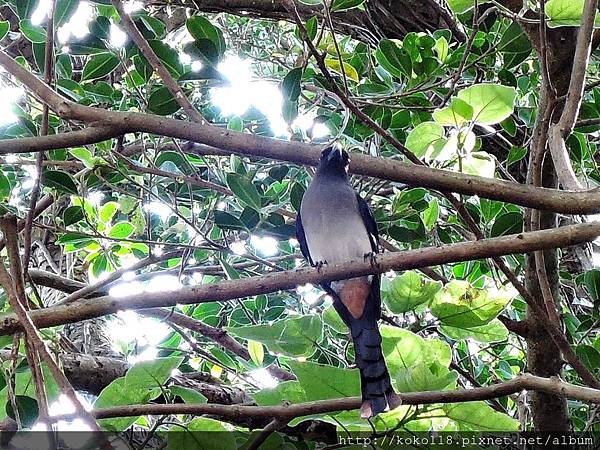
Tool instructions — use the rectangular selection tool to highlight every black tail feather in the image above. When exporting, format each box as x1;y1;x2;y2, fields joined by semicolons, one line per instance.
328;276;397;418
352;324;395;417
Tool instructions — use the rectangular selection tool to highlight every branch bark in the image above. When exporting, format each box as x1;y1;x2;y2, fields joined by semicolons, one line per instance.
547;0;598;190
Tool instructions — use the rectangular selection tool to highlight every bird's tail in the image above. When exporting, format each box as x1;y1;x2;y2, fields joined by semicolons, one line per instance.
350;320;398;418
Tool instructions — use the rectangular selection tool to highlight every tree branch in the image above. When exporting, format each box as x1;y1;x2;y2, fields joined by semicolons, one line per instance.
51;373;600;422
0;222;598;335
1;50;600;214
0;216;104;434
547;0;598;190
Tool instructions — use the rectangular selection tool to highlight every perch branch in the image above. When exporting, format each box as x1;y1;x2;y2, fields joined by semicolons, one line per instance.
0;222;597;336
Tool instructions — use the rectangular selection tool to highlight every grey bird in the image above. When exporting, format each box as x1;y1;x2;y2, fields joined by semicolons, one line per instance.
296;144;399;418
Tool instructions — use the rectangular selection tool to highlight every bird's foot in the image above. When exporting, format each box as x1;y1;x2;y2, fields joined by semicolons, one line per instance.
363;252;379;268
360;401;373;419
315;260;328;273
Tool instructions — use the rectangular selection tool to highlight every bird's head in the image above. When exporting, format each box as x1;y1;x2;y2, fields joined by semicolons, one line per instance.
316;144;350;177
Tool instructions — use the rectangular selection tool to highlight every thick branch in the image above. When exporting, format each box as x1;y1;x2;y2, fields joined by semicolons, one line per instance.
558;0;598;134
547;0;597;190
0;222;599;335
1;50;600;214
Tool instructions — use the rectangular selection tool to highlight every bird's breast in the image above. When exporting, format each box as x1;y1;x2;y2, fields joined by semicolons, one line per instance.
300;182;372;265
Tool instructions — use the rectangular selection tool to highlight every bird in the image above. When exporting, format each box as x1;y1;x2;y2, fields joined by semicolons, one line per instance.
295;143;399;418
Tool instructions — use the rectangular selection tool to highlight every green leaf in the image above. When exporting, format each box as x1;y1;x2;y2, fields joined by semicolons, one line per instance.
499;22;532;69
133;54;153;82
69;147;96;169
450;98;474;121
248;339;265;366
227;116;243;132
226;173;262;210
324;59;359;82
584;269;600;302
95;378;139;430
464;84;516;125
440;318;509;343
433;36;449;62
167;417;236;450
381;326;453;392
304;16;318;41
148;40;183;78
81;53;120;81
461;151;496;178
186;16;226;56
375;39;412;78
435;84;516;126
406;122;445;157
446;0;477;13
331;0;365;12
139;15;166;39
430;280;515;328
381;271;441;314
254;381;307;406
147;86;180;115
91;253;108;278
422;197;439;230
227;315;323;357
282;67;303;101
214;210;246;230
95;357;184;431
19;19;46;43
395;361;457;393
0;21;10;41
507;146;528;166
491;211;523;237
56;232;94;245
16;0;39;19
108;221;134;239
99;201;118;224
323;305;348;333
288;361;360;401
576;344;600;372
7;396;38;428
41;170;78;194
55;0;78;26
56;54;72;78
63;205;84;226
169;386;207;405
443;402;519;431
546;0;600;27
0;170;10;201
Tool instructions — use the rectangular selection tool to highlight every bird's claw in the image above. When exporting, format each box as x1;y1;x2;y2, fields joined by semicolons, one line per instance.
315;260;328;273
363;252;379;268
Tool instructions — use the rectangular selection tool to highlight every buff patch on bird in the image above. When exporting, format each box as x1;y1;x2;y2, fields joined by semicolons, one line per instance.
336;278;370;319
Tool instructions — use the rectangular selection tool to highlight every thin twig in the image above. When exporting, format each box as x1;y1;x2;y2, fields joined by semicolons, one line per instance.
112;0;205;124
22;0;57;276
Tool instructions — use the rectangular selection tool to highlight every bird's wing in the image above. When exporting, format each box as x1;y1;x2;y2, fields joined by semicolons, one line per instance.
356;193;379;253
295;210;314;265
